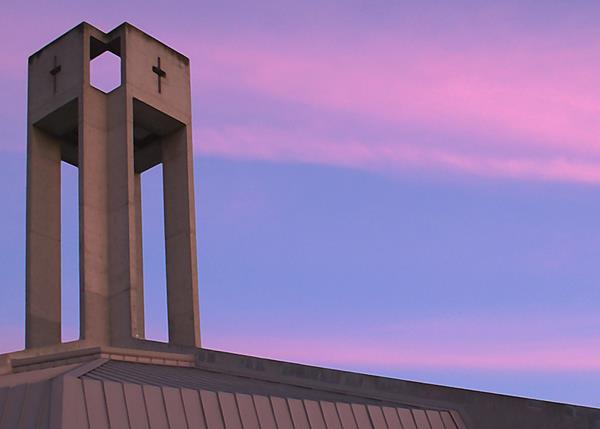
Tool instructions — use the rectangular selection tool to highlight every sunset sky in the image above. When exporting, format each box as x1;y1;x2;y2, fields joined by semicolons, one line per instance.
1;0;600;406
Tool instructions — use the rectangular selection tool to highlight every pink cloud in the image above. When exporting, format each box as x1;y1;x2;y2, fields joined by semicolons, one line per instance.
188;36;600;149
183;34;600;183
206;334;600;372
204;314;600;372
194;125;600;183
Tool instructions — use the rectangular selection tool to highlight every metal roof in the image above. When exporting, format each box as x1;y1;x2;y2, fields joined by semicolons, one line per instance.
83;360;421;405
0;359;466;429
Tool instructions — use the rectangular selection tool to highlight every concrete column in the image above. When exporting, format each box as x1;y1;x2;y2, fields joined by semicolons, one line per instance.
26;22;84;349
133;172;145;338
106;89;143;344
162;126;200;347
25;126;62;348
78;87;110;345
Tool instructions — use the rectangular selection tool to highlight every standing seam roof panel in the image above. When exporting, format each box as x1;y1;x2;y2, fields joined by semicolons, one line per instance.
367;404;387;429
143;384;169;429
181;388;207;429
163;386;189;429
305;400;327;429
351;404;372;429
412;410;431;429
321;401;343;429
382;406;402;429
236;393;260;429
82;379;109;429
200;390;224;429
252;395;277;429
440;412;457;429
336;403;359;429
288;398;311;429
104;381;129;429
123;383;150;429
449;411;467;429
218;391;242;429
271;396;294;429
426;410;444;429
397;408;417;429
62;377;89;429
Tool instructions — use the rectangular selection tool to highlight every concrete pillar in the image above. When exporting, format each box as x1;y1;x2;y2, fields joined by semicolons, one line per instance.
25;126;62;348
133;172;145;339
79;84;111;345
26;24;85;349
163;126;200;347
106;86;141;345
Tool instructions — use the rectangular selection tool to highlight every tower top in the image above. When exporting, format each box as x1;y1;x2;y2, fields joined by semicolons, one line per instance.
24;22;200;358
29;22;190;66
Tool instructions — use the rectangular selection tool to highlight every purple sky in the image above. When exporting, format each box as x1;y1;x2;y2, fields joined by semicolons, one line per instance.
2;0;600;407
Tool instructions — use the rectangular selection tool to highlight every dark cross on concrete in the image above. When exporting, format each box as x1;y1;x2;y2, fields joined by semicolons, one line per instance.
152;57;166;93
49;56;61;94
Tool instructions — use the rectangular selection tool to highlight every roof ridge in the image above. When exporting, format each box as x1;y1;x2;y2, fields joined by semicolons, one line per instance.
63;358;109;379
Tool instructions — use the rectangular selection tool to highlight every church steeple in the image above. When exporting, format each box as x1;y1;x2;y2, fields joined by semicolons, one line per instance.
25;22;200;350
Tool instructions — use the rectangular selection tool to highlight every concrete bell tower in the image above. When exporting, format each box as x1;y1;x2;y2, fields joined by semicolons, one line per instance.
26;22;200;351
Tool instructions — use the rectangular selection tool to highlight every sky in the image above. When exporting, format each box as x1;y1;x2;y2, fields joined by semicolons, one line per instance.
1;0;600;407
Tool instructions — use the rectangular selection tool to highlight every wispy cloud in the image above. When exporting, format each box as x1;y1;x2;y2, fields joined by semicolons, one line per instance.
190;35;600;149
186;34;600;183
195;125;600;183
208;337;600;372
205;314;600;372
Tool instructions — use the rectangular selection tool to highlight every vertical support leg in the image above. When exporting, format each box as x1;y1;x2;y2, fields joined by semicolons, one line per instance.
26;126;62;348
106;90;137;345
133;172;145;338
79;90;111;345
162;126;200;347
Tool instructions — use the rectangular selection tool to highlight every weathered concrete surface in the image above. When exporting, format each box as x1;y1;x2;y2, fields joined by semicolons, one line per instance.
26;127;62;348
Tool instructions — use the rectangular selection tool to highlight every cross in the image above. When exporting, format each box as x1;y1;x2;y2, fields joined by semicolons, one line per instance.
49;56;61;94
152;57;166;93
